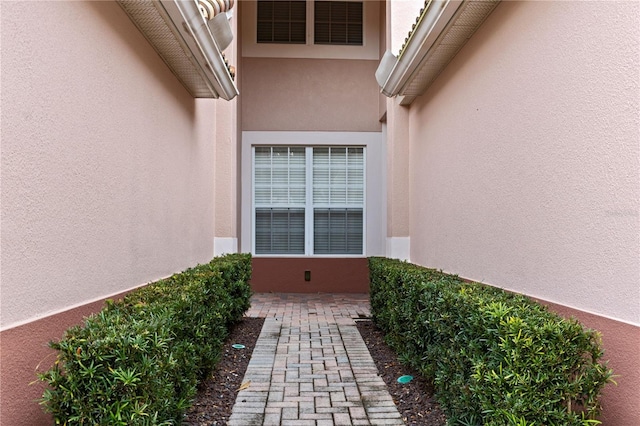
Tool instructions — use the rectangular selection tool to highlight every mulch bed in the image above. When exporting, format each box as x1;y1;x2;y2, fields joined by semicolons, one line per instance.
355;319;447;425
184;316;446;425
184;317;265;425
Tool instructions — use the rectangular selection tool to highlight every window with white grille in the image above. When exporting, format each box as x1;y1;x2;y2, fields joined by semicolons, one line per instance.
253;146;365;255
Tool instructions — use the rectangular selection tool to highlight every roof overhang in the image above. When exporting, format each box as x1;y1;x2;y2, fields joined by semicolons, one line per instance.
118;0;239;100
376;0;500;105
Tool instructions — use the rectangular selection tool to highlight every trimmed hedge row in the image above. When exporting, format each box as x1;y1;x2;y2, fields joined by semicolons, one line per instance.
39;253;252;425
369;257;613;426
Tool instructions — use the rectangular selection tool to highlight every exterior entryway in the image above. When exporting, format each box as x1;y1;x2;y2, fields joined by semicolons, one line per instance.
228;293;403;425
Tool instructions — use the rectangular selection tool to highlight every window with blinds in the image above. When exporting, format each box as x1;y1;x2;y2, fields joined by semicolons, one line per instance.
254;147;306;254
253;146;365;255
312;147;363;254
255;1;364;46
257;1;307;44
314;1;363;45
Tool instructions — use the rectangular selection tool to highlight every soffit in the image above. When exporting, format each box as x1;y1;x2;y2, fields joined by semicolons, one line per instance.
399;0;499;101
376;0;500;105
117;0;238;99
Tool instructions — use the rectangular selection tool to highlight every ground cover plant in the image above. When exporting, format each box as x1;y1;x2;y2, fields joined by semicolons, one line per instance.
368;257;613;426
39;253;252;425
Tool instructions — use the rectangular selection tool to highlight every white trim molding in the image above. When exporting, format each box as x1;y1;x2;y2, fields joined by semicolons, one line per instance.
214;237;238;256
386;237;410;261
241;131;386;256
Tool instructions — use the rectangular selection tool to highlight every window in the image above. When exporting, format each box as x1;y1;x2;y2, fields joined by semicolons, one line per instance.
257;1;307;44
314;1;363;45
243;0;379;60
255;0;363;46
253;146;365;255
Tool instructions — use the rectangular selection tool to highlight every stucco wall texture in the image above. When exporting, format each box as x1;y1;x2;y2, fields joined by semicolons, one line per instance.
406;0;639;326
241;57;382;132
388;0;423;55
1;1;220;329
214;9;239;240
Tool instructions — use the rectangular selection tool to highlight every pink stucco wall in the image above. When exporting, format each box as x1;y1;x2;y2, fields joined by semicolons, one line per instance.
385;103;410;239
214;10;240;247
539;298;640;425
1;294;132;425
1;0;221;329
406;0;639;326
241;57;382;132
395;1;639;422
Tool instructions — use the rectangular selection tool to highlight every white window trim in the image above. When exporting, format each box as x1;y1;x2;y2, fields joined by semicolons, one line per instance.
241;0;379;60
241;131;386;257
305;147;314;254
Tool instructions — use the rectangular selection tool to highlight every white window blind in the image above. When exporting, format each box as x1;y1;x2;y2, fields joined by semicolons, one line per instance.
253;146;364;255
255;146;306;206
254;147;306;254
313;147;363;254
313;147;364;205
255;208;305;254
313;208;363;254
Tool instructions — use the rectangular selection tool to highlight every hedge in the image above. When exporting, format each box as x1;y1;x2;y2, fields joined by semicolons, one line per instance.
39;253;252;425
369;257;613;426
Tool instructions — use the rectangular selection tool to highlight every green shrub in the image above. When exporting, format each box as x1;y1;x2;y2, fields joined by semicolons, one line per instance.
369;257;613;426
39;253;252;425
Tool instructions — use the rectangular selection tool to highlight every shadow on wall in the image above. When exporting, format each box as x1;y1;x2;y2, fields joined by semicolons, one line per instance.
86;1;196;118
410;0;526;112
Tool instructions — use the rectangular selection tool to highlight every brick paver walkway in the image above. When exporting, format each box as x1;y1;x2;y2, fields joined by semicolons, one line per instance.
227;293;404;426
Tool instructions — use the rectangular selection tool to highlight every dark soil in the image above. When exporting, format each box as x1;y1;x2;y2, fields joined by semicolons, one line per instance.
184;316;446;425
184;317;265;425
356;319;447;425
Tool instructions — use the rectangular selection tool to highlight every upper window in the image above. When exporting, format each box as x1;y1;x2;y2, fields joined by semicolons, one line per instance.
253;146;365;255
243;0;379;60
255;0;363;46
314;1;363;45
257;1;307;44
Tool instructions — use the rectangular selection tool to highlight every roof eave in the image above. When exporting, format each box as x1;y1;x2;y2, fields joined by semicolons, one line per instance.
118;0;238;100
377;0;500;105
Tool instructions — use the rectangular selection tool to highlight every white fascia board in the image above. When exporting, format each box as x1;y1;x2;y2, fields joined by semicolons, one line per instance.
378;0;463;98
158;0;239;100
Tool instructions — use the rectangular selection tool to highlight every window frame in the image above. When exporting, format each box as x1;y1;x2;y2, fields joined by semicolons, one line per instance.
242;131;386;258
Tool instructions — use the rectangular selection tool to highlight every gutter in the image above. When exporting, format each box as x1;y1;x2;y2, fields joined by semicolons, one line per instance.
159;0;238;100
376;0;500;105
119;0;239;100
